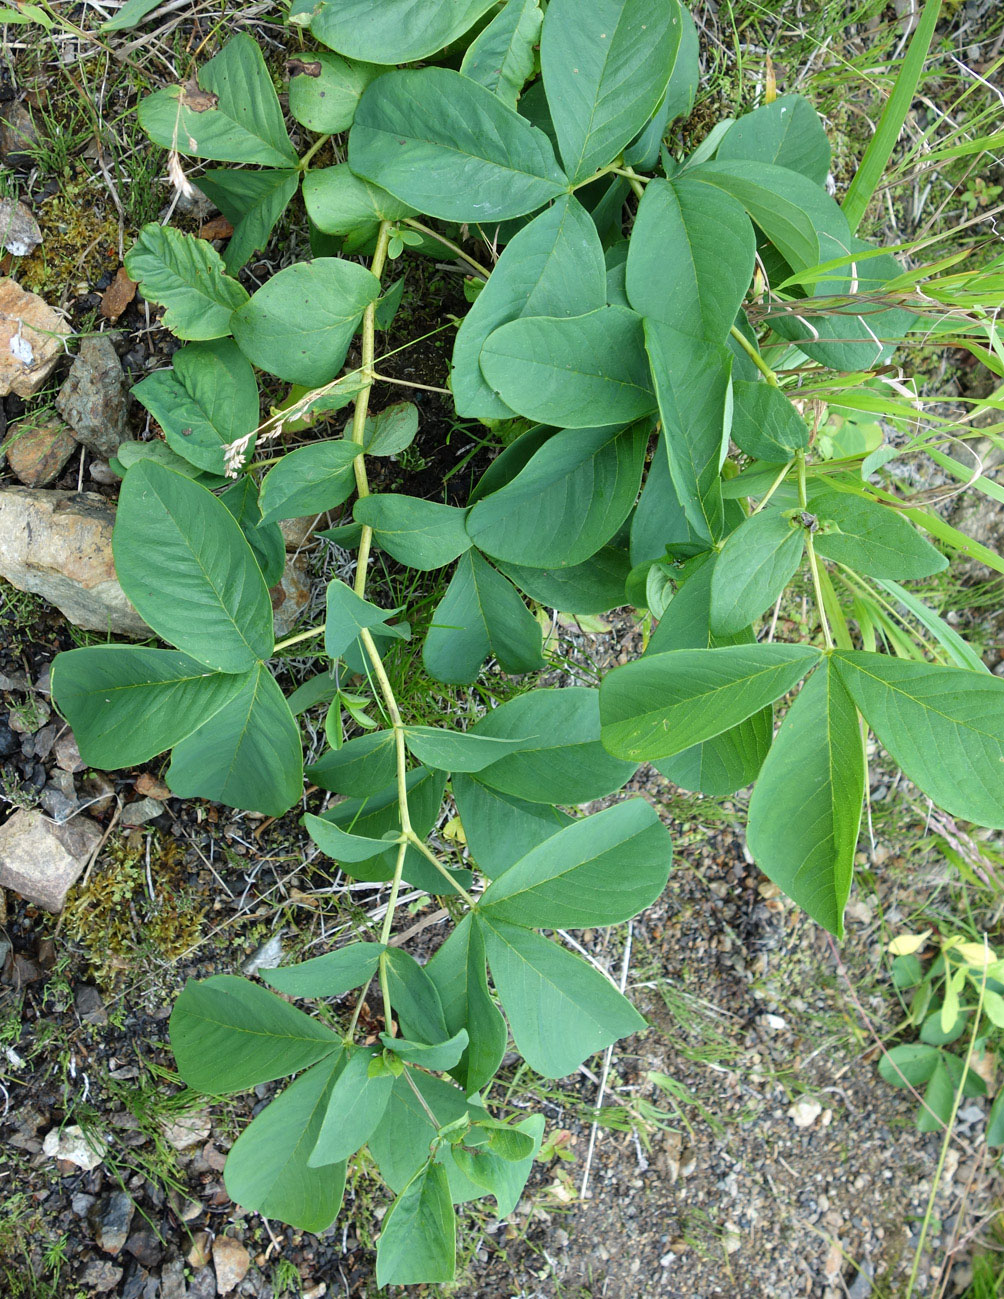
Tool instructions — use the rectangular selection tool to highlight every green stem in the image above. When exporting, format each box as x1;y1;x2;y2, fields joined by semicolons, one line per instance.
274;625;324;652
298;133;332;171
750;461;793;514
797;452;833;650
403;218;493;279
611;165;648;198
377;840;410;1037
406;832;476;908
728;325;780;387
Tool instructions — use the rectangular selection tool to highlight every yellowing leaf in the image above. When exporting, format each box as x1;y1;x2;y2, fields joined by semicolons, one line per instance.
887;930;931;957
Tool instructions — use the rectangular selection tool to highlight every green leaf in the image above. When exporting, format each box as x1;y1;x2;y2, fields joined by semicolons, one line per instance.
309;1046;394;1165
809;486;947;580
986;1090;1004;1148
349;67;567;222
747;662;864;936
467;424;647;568
259;441;360;526
170;975;339;1093
305;729;397;797
479;916;645;1078
625;3;698;167
497;546;632;616
451;195;606;420
540;0;682;182
481;306;656;428
231;258;380;387
645;321;730;543
303;163;415;239
626;177;754;342
51;647;245;770
363;402;419;456
833;652;1004;828
113;461;273;672
383;948;449;1045
709;509;805;635
100;0;167;31
449;1114;543;1215
124;224;248;341
730;380;808;462
479;799;672;927
451;774;574;879
198;168;300;273
353;495;471;570
376;1161;455;1287
133;339;259;476
223;1055;346;1233
600;643;821;762
308;0;497;64
715;95;831;185
304;814;400;863
426;915;508;1093
380;1028;470;1072
403;726;537;774
288;50;382;132
656;710;771;797
629;430;692;565
919;1059;955;1133
138;34;297;166
112;439;228;486
460;0;542;107
263;942;385;999
878;1042;940;1089
324;578;393;659
473;685;637;804
167;663;303;816
219;477;286;589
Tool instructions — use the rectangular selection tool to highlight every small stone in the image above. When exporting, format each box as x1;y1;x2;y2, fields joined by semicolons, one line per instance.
75;983;108;1026
71;1192;96;1216
241;933;285;975
79;1260;123;1293
0;808;101;912
213;1237;250;1295
0;278;71;397
56;334;131;460
824;1240;843;1280
161;1110;211;1152
187;1265;217;1299
39;785;77;822
134;773;171;801
279;514;317;550
125;1228;163;1269
42;1124;106;1170
96;1190;134;1254
789;1098;822;1129
2;418;77;486
0;198;41;256
88;459;119;485
723;1224;742;1254
188;1230;213;1268
120;796;165;827
160;1258;187;1299
54;729;85;772
0;719;17;757
9;696;50;734
844;898;873;925
1;103;39;165
270;554;311;637
81;771;116;815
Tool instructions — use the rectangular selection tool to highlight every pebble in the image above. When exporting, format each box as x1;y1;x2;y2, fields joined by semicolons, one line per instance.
789;1098;822;1129
75;983;108;1026
79;1260;123;1293
42;1124;107;1170
2;418;77;486
0;719;17;757
126;1228;163;1269
0;278;71;397
120;796;165;827
187;1265;217;1299
56;333;132;460
213;1237;251;1295
0;808;102;912
96;1191;134;1254
160;1258;188;1299
54;729;85;772
161;1110;211;1152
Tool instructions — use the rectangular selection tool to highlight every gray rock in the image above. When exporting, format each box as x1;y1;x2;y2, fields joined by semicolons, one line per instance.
0;488;149;636
0;198;41;256
0;808;102;912
79;1260;123;1293
39;785;77;822
96;1190;135;1254
1;102;39;166
120;797;165;827
270;553;311;637
188;1265;218;1299
42;1123;106;1170
32;722;57;758
75;983;108;1026
54;729;85;772
56;334;131;459
160;1258;188;1299
161;1110;211;1153
71;1192;96;1216
125;1228;163;1269
213;1237;250;1295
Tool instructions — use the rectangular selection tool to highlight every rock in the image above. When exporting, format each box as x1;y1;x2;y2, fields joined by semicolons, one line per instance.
789;1098;823;1129
188;1230;213;1268
96;1190;134;1254
32;721;57;758
0;198;42;256
0;278;71;397
75;983;108;1026
723;1223;742;1255
125;1229;163;1269
213;1237;250;1295
135;773;171;800
120;797;165;827
0;808;101;912
39;785;77;822
81;771;116;814
79;1260;123;1293
1;103;39;166
0;718;17;757
56;334;131;459
9;696;50;734
54;729;85;772
71;1192;96;1216
160;1258;188;1299
188;1265;217;1299
241;933;285;976
279;514;317;550
2;418;77;485
89;459;119;485
42;1123;106;1170
0;488;148;635
270;553;311;637
161;1110;211;1152
824;1240;844;1280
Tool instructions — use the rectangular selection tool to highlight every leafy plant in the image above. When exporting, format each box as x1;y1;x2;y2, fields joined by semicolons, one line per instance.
48;0;1004;1285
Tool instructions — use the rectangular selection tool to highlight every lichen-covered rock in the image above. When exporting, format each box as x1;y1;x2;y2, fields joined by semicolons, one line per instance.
0;278;71;397
2;418;77;485
56;334;131;459
0;808;102;912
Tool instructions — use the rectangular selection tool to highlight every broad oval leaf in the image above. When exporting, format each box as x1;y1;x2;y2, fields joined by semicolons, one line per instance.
730;380;808;461
304;814;400;863
259;440;361;526
51;646;246;770
354;495;472;570
403;726;538;773
480;306;656;428
324;577;393;660
809;485;947;580
219;477;286;589
349;67;567;222
747;661;864;937
288;51;381;133
541;0;683;182
448;1114;543;1216
166;662;303;816
451;195;606;419
375;1162;456;1287
138;34;296;166
125;224;248;341
305;729;397;797
231;258;381;386
467;424;647;568
303;163;415;238
426;914;508;1092
497;545;632;616
833;652;1004;828
479;799;672;927
715;95;831;185
198;167;301;273
170;975;339;1093
113;461;274;672
263;941;385;999
656;708;772;797
309;1047;394;1166
599;643;821;762
451;774;574;879
709;509;805;635
223;1055;346;1233
308;0;497;64
460;0;542;107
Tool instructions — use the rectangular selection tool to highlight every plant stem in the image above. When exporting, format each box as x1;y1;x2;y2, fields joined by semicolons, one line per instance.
371;372;452;395
797;452;834;650
611;166;648;198
298;133;332;171
273;625;324;652
406;832;476;907
729;325;780;387
404;218;493;279
750;461;794;514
